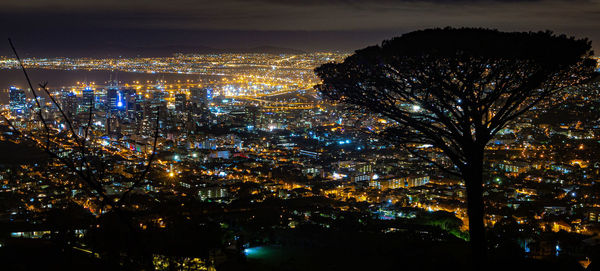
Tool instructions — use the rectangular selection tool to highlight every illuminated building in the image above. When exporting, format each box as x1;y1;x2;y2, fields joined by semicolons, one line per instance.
107;87;126;113
80;86;94;113
370;176;430;189
61;91;78;121
174;93;187;113
198;187;228;201
9;86;26;115
190;87;210;107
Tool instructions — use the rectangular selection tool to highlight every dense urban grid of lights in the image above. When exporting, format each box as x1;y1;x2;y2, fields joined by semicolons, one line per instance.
0;52;599;270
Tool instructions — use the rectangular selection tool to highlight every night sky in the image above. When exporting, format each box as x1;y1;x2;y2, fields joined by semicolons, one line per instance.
1;0;599;56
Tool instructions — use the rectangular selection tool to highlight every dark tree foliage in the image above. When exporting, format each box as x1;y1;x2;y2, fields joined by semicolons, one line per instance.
315;27;596;269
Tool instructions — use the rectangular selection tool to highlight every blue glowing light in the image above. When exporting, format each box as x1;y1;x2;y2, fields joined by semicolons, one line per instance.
242;246;270;258
116;91;125;108
206;88;213;100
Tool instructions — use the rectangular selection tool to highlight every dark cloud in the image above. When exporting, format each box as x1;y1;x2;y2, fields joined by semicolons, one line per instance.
244;0;547;5
1;0;598;55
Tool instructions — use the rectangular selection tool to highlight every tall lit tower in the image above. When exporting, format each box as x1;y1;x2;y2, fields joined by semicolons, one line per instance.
61;91;77;121
190;87;210;107
9;86;26;115
174;93;187;113
81;86;94;113
107;87;125;113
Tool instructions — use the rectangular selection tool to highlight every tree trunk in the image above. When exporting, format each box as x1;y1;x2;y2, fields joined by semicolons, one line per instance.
463;147;487;270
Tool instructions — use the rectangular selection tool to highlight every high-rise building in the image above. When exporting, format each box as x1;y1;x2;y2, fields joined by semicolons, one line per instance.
9;86;26;115
142;92;168;132
80;86;94;113
122;89;139;120
152;90;167;102
190;87;210;106
107;87;130;115
132;92;144;123
174;93;187;113
107;87;119;112
61;91;77;121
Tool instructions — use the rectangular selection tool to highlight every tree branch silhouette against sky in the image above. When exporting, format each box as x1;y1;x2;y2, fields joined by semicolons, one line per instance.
314;27;596;269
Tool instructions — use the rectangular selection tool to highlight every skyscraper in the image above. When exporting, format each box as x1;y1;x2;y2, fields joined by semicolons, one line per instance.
123;88;139;120
61;91;77;121
174;93;187;113
9;86;26;115
190;87;210;107
107;87;127;114
81;86;94;113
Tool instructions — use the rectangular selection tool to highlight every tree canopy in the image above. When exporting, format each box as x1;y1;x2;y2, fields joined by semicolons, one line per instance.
315;28;595;173
315;27;597;269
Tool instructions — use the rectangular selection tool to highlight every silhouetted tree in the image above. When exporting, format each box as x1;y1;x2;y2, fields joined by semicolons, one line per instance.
315;27;596;269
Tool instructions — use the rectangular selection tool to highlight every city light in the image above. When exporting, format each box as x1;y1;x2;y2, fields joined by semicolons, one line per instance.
0;33;597;270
